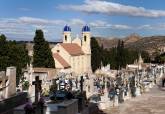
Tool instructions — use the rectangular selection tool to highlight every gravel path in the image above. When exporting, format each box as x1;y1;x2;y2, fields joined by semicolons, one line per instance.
103;85;165;114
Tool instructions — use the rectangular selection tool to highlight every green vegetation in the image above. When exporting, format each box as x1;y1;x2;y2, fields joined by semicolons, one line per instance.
101;40;140;70
33;30;55;68
91;37;150;72
155;52;165;64
91;37;102;72
0;34;30;85
49;79;58;93
22;80;30;90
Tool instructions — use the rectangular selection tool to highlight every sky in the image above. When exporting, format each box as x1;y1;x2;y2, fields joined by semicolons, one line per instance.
1;0;165;41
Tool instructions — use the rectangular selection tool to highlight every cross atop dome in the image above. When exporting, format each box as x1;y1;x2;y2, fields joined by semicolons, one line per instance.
63;25;71;32
82;25;90;32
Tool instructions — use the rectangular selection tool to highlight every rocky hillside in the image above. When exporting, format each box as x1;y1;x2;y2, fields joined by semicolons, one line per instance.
96;34;141;48
95;37;119;48
124;33;141;45
125;36;165;55
95;34;165;57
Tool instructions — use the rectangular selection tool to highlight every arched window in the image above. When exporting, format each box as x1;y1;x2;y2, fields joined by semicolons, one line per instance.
84;35;87;42
65;35;67;41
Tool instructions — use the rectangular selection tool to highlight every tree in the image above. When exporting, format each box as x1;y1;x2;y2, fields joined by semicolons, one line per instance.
141;51;151;63
33;30;55;68
155;52;165;64
116;40;126;69
0;34;30;85
91;37;102;72
90;37;150;71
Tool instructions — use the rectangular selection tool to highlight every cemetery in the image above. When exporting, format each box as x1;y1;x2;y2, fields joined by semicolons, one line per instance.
0;26;161;114
12;62;164;113
0;63;164;114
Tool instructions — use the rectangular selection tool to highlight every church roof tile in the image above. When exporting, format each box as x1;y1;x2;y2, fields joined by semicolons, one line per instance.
53;53;70;68
60;43;84;56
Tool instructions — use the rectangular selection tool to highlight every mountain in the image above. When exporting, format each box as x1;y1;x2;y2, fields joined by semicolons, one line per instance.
124;33;141;45
95;34;141;48
125;36;165;56
95;34;165;57
95;37;119;48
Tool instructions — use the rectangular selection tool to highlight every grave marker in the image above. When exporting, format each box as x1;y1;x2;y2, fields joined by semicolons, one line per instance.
32;76;42;104
80;76;84;94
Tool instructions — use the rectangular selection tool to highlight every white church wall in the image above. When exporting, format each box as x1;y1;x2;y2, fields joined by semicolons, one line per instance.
52;44;71;68
54;57;64;69
72;37;81;47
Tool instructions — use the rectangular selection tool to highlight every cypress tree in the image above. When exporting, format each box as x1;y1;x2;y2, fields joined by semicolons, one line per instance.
33;30;55;68
116;40;121;70
91;37;102;72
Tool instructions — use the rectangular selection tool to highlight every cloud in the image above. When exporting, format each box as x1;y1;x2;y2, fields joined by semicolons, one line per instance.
110;24;132;30
19;17;66;25
58;0;165;18
138;24;165;30
90;20;107;27
19;8;31;11
0;17;134;41
0;17;87;41
2;16;165;41
70;19;85;25
138;24;153;29
89;20;132;29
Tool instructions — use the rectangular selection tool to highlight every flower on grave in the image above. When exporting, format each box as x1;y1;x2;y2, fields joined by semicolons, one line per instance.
24;101;33;112
22;81;30;90
39;96;45;105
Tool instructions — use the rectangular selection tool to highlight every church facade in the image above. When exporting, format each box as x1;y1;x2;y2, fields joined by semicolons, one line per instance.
51;25;91;75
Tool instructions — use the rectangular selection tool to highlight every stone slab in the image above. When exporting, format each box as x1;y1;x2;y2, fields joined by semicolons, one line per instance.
14;99;78;114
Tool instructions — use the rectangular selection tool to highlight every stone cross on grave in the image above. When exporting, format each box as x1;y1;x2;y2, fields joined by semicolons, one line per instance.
80;76;84;94
75;78;78;89
32;76;42;104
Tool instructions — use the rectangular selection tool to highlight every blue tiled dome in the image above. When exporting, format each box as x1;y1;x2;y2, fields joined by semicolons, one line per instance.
63;25;71;32
82;25;90;32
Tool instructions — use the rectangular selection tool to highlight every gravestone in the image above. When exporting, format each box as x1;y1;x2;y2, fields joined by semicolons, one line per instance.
75;78;78;89
135;87;141;96
114;95;119;107
143;81;150;92
80;76;84;94
32;76;42;104
6;67;16;98
86;77;95;98
77;76;88;113
135;80;141;96
99;79;111;109
162;78;165;87
123;83;131;100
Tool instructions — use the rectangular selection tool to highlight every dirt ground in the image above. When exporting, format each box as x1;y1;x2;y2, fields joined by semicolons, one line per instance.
101;85;165;114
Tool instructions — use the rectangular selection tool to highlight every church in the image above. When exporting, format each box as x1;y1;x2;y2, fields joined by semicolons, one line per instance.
51;25;92;75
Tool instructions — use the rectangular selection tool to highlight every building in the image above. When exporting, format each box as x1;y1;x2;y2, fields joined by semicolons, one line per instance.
51;25;92;75
23;65;57;85
23;64;57;96
126;54;150;71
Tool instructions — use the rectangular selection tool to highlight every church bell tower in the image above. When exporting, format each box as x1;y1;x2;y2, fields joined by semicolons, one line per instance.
82;25;91;54
63;25;72;43
82;25;92;73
